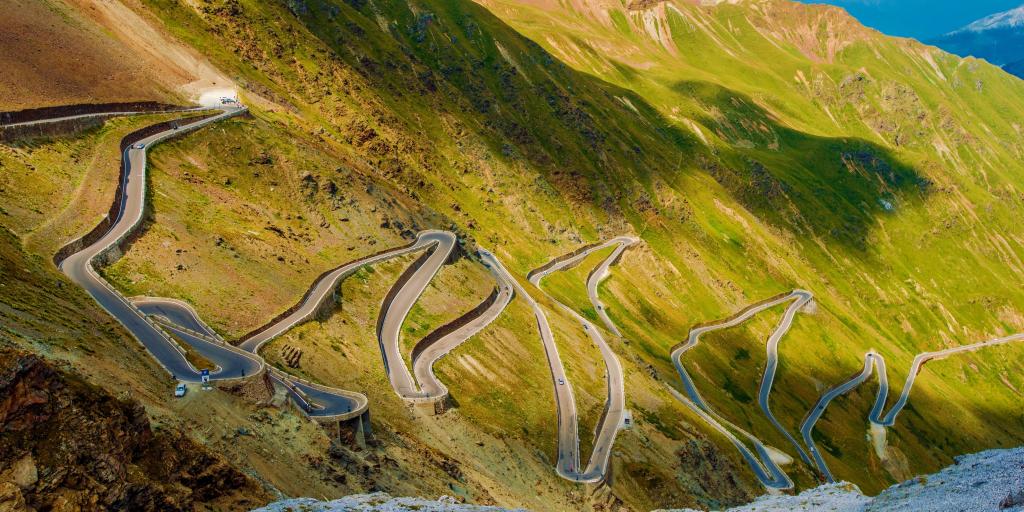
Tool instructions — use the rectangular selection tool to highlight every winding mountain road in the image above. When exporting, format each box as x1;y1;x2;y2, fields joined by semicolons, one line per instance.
515;237;635;483
670;290;814;488
585;239;635;337
375;233;457;399
408;251;514;401
801;332;1024;481
238;231;448;354
53;106;373;419
128;227;514;413
47;103;1024;490
57;107;260;383
233;229;512;404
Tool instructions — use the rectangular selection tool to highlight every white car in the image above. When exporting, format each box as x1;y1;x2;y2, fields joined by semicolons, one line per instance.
134;143;145;149
174;383;187;397
558;378;565;385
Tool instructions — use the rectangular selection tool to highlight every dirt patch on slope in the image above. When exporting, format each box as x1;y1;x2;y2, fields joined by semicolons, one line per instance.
0;0;233;110
0;0;171;109
66;0;234;101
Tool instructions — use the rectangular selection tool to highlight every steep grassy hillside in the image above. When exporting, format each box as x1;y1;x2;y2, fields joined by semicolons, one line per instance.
136;0;1024;495
474;0;1024;491
107;0;1024;499
6;0;1024;508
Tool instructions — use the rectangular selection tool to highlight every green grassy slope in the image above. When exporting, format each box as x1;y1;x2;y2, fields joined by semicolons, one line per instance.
6;0;1024;507
474;0;1024;492
125;0;1024;498
113;0;765;507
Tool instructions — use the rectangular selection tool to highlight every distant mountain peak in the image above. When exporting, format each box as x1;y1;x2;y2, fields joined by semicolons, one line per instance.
928;4;1024;75
956;4;1024;33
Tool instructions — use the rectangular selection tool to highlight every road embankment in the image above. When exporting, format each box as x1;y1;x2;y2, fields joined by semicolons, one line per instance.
52;112;219;267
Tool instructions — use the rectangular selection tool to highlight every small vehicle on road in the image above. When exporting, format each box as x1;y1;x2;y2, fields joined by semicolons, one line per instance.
133;143;145;149
558;378;565;385
174;383;187;397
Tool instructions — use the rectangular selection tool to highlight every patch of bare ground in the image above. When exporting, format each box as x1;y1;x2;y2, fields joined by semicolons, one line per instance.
0;0;172;109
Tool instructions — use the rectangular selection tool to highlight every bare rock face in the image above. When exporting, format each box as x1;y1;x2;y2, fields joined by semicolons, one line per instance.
0;349;266;511
0;455;36;491
677;439;757;507
0;482;28;512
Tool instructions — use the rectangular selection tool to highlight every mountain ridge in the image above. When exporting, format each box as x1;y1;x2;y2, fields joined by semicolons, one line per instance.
928;3;1024;76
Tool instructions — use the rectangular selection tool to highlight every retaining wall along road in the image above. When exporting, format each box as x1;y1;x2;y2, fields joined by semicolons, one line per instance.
410;287;500;363
236;238;421;344
0;101;185;125
525;242;601;282
0;102;198;141
52;112;220;267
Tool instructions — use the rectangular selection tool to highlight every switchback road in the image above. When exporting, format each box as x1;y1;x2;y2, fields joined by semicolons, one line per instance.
58;107;259;383
801;332;1024;481
670;290;813;489
56;107;368;419
517;237;636;483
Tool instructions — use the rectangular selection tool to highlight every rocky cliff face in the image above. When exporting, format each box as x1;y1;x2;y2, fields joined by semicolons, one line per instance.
0;347;268;511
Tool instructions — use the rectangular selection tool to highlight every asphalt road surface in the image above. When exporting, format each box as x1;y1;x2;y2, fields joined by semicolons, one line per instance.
239;231;449;353
409;250;514;401
235;230;510;404
585;238;637;337
801;332;1024;481
55;107;369;419
58;107;257;383
671;290;813;488
513;237;635;483
375;232;457;398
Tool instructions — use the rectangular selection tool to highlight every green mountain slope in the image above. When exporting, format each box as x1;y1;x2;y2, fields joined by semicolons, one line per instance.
3;0;1024;508
473;0;1024;489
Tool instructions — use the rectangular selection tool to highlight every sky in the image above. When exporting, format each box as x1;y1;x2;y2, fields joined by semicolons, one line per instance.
793;0;1023;39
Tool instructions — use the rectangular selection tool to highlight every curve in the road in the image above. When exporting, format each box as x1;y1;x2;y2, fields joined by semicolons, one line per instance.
234;229;512;405
800;332;1024;481
407;253;514;402
518;237;636;484
58;107;259;383
55;107;372;420
134;294;368;419
584;239;635;337
671;290;814;489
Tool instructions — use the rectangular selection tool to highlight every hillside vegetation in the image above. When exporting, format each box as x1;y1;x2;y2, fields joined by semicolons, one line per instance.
3;0;1024;509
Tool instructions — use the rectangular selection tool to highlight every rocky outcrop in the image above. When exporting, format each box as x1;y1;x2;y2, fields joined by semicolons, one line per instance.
676;438;757;508
251;492;525;511
661;446;1024;512
0;348;268;511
